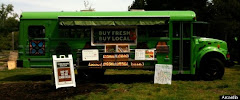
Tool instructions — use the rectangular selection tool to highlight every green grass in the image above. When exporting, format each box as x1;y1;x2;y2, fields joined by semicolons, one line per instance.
0;66;240;100
0;68;52;83
71;66;240;100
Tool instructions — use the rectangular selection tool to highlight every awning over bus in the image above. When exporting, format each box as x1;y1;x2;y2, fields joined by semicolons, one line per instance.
58;17;169;26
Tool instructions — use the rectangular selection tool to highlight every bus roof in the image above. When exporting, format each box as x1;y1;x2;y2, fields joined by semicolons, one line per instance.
20;11;196;21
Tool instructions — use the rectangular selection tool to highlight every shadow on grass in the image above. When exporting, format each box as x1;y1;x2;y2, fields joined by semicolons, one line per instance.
232;65;240;71
77;74;199;84
0;81;107;100
0;74;198;83
0;74;51;82
86;74;154;84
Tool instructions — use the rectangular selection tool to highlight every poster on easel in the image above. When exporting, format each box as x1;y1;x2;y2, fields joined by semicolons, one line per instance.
135;49;155;60
53;54;76;89
154;64;172;84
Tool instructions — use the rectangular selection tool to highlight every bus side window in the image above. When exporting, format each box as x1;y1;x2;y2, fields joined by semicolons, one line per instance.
193;22;209;37
75;27;91;38
59;26;91;38
59;27;74;38
148;25;169;37
173;23;180;38
28;26;45;38
137;26;147;37
173;22;191;38
183;23;191;38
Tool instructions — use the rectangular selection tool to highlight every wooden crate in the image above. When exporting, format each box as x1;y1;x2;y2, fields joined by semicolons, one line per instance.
8;61;16;70
116;58;129;61
103;58;116;61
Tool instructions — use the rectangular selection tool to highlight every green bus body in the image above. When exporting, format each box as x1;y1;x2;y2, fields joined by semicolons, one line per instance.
18;11;228;78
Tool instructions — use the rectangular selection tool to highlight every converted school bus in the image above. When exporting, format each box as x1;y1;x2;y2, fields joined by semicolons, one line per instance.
18;11;229;80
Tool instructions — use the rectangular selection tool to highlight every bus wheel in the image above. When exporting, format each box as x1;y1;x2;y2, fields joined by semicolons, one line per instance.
201;58;225;80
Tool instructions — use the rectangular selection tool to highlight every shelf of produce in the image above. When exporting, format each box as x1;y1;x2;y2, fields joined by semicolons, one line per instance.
77;65;155;69
88;66;102;69
102;66;129;69
103;58;129;61
116;58;129;61
131;61;144;67
103;58;116;61
131;66;144;68
103;62;128;66
100;52;131;54
88;61;102;68
102;58;157;62
129;58;158;62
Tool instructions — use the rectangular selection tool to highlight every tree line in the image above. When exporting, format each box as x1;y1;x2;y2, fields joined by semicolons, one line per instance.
129;0;240;61
0;3;19;51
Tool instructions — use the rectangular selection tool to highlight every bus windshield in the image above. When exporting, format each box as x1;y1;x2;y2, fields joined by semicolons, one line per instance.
193;21;209;37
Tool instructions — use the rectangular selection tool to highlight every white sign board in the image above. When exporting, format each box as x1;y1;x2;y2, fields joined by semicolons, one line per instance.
82;49;99;61
154;64;173;84
135;49;155;60
53;54;76;89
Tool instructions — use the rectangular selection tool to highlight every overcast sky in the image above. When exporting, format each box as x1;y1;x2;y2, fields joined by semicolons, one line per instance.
1;0;135;15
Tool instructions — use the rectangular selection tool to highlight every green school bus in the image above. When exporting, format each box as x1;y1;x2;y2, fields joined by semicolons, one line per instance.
18;11;229;80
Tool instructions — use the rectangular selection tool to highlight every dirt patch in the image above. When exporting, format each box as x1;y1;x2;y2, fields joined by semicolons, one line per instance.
0;82;107;100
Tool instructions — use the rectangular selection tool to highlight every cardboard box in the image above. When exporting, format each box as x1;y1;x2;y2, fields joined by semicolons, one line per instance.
8;61;16;70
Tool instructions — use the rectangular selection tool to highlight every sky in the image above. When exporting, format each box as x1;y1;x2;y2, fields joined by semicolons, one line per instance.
1;0;135;15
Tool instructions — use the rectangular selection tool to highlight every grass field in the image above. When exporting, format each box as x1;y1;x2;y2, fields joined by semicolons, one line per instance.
0;66;240;100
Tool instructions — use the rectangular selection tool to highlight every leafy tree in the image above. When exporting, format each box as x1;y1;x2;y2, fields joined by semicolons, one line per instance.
0;4;14;27
0;3;18;35
0;3;19;50
128;0;146;10
129;0;208;20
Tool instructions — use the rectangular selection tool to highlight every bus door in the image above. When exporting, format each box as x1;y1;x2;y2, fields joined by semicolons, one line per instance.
172;22;191;73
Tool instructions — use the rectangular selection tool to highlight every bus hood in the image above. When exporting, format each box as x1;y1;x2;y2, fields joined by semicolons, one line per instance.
198;37;228;50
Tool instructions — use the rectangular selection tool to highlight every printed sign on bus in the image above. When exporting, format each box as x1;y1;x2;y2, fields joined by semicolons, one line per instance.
91;26;137;45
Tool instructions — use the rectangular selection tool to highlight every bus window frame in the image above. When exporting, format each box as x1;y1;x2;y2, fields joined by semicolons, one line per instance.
193;21;209;37
28;25;46;39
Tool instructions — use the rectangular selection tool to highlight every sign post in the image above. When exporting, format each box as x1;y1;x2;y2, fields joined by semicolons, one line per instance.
154;64;173;84
52;54;76;89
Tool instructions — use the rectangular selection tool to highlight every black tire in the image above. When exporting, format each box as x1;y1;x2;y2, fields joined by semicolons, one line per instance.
200;58;225;80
